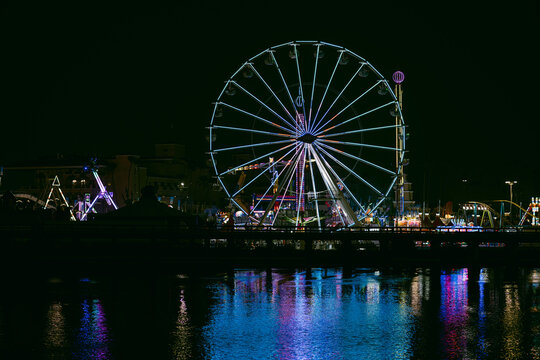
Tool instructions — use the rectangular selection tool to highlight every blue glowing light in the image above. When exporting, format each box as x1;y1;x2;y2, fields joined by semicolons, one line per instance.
199;269;415;360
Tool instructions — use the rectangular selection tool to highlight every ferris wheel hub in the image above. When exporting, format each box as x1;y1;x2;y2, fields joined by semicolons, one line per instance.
297;133;317;144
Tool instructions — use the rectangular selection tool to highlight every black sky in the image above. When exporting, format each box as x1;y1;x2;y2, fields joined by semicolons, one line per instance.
1;2;538;206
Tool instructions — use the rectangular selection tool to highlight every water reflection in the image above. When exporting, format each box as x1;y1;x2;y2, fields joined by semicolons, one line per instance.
198;268;415;360
5;267;540;359
73;298;110;359
45;302;66;349
503;283;522;359
410;268;430;315
178;267;540;359
477;268;488;358
530;270;540;359
171;288;193;360
440;268;469;359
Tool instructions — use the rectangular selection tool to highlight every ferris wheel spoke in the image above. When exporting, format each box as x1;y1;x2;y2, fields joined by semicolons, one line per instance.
292;45;307;130
248;146;303;218
309;51;343;134
211;125;295;139
317;139;399;152
218;102;296;135
212;139;294;153
316;100;397;136
313;64;364;132
314;143;384;197
269;51;305;132
248;63;298;127
312;145;367;215
318;124;399;139
218;143;295;177
231;144;299;198
312;80;383;135
295;144;308;227
270;149;304;226
308;44;321;126
309;146;356;226
316;142;395;175
306;145;321;228
231;81;298;132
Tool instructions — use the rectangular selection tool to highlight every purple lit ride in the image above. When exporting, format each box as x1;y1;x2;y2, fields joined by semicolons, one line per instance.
41;167;117;221
208;41;406;228
79;167;117;221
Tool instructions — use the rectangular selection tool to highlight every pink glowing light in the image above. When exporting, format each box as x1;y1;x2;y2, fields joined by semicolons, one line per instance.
392;71;405;84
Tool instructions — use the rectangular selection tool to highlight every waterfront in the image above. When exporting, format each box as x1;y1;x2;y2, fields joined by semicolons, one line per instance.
2;267;540;359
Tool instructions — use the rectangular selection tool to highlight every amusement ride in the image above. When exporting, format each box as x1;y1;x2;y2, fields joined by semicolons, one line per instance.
208;41;406;228
41;159;117;221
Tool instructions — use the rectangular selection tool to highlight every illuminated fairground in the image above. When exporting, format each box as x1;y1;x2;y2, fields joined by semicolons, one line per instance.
2;41;538;232
208;41;407;229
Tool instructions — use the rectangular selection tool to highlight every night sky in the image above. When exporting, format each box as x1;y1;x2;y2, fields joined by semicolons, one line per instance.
1;2;538;206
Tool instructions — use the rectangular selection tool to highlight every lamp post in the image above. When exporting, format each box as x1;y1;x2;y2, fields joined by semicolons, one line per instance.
505;180;517;213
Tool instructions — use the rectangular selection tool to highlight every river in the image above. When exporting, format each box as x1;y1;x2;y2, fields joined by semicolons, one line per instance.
1;267;540;359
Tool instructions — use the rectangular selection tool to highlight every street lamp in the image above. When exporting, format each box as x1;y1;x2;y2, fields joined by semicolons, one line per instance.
505;180;517;213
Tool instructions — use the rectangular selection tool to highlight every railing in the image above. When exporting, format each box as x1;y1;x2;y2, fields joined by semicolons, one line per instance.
2;222;540;269
217;225;539;234
1;222;539;239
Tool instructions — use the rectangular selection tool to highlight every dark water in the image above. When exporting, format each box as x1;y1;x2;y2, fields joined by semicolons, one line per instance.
2;267;540;359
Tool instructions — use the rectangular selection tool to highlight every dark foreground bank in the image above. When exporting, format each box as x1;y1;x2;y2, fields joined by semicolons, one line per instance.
2;223;540;271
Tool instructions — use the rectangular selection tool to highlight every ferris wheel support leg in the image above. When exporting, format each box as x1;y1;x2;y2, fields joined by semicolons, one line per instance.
314;144;384;198
315;142;389;220
313;145;366;215
309;146;359;227
307;146;322;229
295;145;308;227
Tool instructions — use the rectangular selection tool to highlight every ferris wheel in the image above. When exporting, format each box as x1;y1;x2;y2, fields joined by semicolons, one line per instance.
209;41;405;228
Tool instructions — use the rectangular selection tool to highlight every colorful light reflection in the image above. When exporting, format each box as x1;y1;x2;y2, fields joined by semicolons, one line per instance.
440;268;469;360
74;298;110;359
45;302;66;350
199;269;414;360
